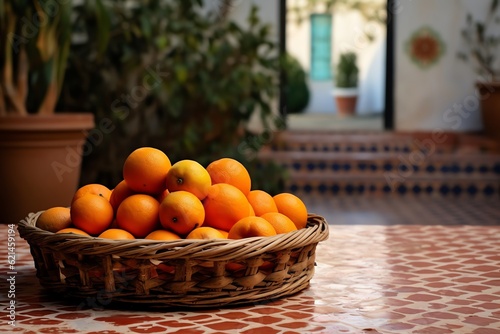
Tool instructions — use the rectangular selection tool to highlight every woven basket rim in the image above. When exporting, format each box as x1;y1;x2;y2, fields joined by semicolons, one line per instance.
18;211;329;261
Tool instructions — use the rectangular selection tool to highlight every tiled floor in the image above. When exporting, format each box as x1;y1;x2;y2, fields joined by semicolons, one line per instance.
303;196;500;226
1;196;500;333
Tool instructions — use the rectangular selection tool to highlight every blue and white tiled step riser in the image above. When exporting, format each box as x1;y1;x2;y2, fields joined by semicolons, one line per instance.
269;131;499;153
286;180;499;197
272;143;416;153
261;131;500;197
259;151;500;177
283;160;500;175
277;159;500;197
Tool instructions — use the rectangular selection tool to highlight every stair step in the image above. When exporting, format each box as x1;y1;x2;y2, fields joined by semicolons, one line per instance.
270;131;500;153
259;150;500;176
288;170;500;181
285;175;499;198
263;130;500;197
260;149;500;163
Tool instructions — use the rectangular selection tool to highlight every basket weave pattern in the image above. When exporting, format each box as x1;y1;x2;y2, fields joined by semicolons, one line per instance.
18;213;329;308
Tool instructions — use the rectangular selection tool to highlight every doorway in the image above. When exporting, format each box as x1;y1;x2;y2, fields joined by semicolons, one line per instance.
281;0;392;131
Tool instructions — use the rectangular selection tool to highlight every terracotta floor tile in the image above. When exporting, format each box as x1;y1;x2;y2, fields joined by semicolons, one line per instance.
38;329;80;334
155;320;197;327
166;330;205;334
217;311;251;320
408;317;440;325
392;307;425;315
474;302;500;310
422;311;460;320
277;321;311;329
405;293;443;302
204;321;248;331
245;315;284;325
241;326;282;334
469;294;500;302
380;322;416;331
471;329;500;334
128;325;171;333
463;316;500;326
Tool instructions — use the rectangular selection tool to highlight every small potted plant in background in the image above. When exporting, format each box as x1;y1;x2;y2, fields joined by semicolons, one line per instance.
332;51;359;117
458;0;500;140
0;1;104;224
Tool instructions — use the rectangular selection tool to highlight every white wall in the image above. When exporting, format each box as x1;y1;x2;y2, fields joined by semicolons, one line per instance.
394;0;494;132
225;0;279;40
287;0;387;115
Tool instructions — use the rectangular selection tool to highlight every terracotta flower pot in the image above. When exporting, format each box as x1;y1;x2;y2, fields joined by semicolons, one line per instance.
0;113;94;224
477;81;500;140
333;88;358;117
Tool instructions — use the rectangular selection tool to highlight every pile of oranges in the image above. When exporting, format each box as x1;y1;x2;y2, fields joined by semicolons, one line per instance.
36;147;309;241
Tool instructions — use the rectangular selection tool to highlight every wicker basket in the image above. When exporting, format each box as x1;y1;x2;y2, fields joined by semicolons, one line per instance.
18;212;329;308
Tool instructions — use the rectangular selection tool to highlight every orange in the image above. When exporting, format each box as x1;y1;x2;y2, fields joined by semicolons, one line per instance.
202;183;254;231
247;190;278;216
165;160;211;200
228;216;277;239
159;191;205;236
72;183;112;203
56;227;90;237
116;194;160;238
71;194;114;235
206;158;251;195
98;228;135;240
186;227;225;240
273;193;308;229
225;262;246;272
123;147;171;194
36;207;72;233
109;180;136;212
145;229;181;241
260;212;297;234
156;188;170;203
248;203;255;216
216;229;229;238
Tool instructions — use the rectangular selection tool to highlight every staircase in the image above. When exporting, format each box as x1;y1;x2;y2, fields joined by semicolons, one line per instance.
258;130;500;198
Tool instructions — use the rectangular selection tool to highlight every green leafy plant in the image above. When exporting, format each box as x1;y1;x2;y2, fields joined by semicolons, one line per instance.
0;0;107;116
59;0;285;192
284;54;310;114
458;0;500;81
335;52;358;88
288;0;386;25
0;0;71;115
288;0;386;41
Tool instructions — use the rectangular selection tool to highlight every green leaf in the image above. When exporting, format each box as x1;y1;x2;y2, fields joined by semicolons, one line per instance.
94;0;111;55
140;14;152;39
491;0;499;12
476;23;485;43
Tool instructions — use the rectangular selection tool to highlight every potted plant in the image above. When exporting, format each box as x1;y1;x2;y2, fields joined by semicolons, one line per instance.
458;0;500;140
0;1;98;224
333;51;359;116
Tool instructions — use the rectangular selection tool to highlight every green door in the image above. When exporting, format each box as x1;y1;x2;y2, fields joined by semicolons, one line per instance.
310;14;332;81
